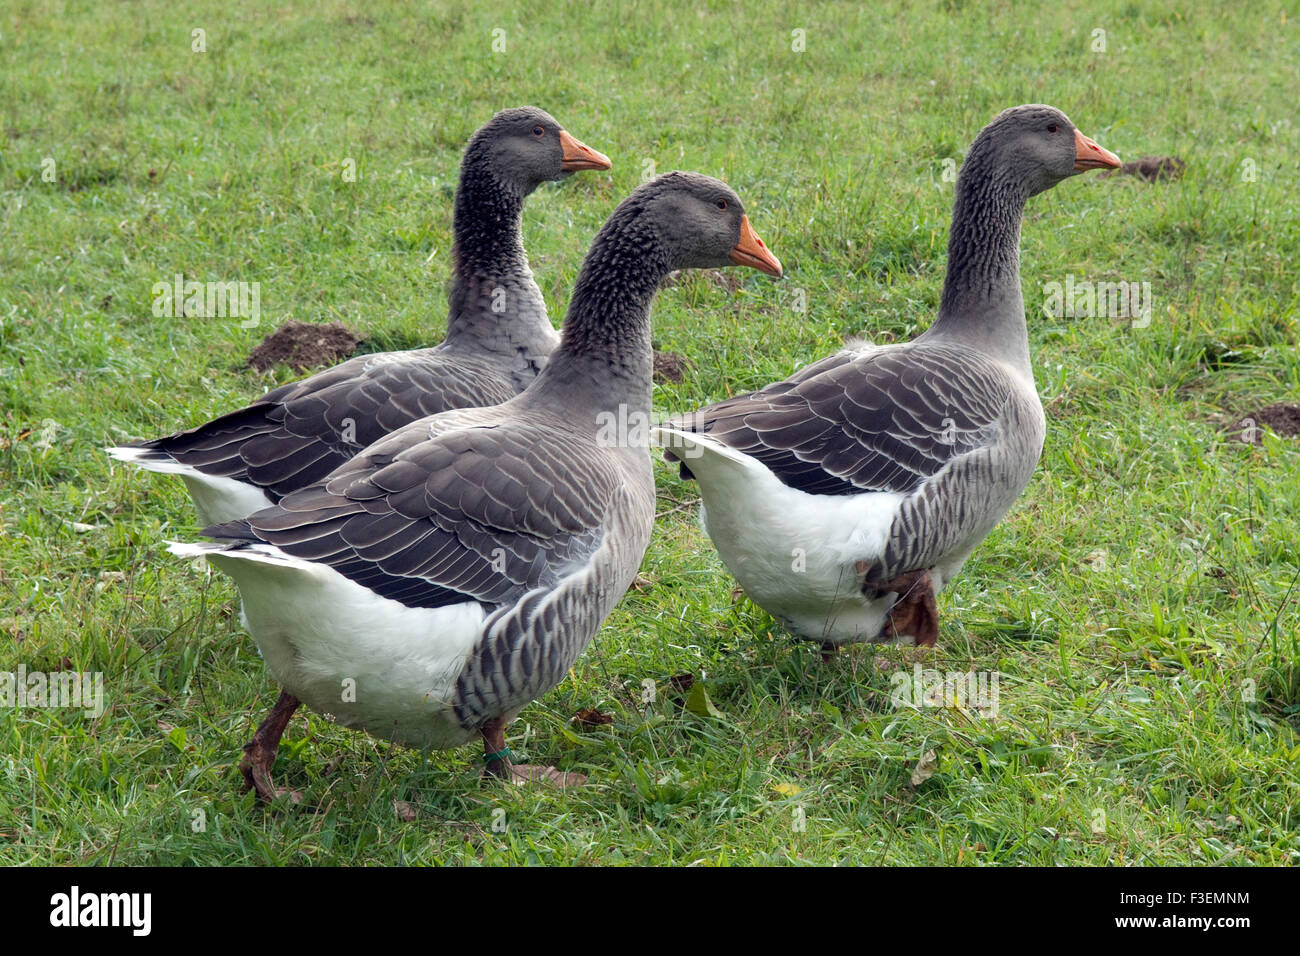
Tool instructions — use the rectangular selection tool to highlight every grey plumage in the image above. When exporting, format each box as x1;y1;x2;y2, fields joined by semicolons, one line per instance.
175;172;780;785
207;404;625;612
658;105;1118;645
113;107;605;521
667;340;1042;583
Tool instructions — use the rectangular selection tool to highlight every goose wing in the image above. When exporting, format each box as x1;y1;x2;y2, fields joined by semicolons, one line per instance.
665;342;1044;579
665;342;1021;497
128;351;518;502
205;409;620;611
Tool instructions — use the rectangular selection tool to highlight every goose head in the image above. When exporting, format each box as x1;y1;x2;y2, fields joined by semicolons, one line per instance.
630;171;783;277
967;104;1121;197
470;106;611;194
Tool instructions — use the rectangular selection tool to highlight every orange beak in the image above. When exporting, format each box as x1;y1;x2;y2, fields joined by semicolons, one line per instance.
559;129;612;172
729;215;783;277
1074;128;1121;171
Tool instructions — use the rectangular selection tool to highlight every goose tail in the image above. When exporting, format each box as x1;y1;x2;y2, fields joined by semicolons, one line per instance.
107;443;193;475
649;425;753;481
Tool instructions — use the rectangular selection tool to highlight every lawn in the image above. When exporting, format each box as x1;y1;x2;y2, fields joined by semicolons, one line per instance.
1;0;1297;865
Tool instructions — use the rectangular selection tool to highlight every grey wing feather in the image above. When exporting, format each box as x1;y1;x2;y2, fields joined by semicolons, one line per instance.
666;342;1044;580
127;350;518;502
665;343;1015;497
206;414;619;611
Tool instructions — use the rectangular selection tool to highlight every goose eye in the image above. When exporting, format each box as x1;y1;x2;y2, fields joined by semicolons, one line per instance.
532;125;545;136
715;199;728;210
1047;123;1059;134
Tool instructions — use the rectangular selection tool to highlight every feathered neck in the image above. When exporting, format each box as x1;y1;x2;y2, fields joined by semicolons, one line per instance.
528;199;667;417
924;136;1032;373
440;151;556;366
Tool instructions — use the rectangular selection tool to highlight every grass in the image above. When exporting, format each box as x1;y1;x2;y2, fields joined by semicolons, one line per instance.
1;0;1298;865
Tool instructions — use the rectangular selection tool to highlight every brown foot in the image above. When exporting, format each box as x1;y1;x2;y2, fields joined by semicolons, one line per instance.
480;717;587;788
876;570;940;647
239;689;304;803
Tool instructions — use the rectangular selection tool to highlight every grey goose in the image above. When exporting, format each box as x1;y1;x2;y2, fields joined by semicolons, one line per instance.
111;106;611;527
171;172;782;797
654;105;1119;648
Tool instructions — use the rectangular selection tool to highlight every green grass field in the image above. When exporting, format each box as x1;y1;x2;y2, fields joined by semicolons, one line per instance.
2;0;1298;865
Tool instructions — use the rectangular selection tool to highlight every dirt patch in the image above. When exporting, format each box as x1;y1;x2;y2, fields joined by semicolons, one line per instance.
1229;402;1300;443
1100;155;1186;183
571;708;614;729
246;320;363;373
667;672;694;694
653;349;692;384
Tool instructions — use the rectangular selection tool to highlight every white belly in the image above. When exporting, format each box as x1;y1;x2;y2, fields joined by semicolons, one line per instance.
203;545;488;750
698;481;909;645
656;428;909;645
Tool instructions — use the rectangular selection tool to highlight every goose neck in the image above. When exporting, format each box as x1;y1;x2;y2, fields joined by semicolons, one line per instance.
442;163;555;361
928;162;1032;370
529;218;667;418
451;162;528;275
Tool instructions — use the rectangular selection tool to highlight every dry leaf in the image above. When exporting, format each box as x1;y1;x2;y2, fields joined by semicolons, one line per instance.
572;707;614;729
668;672;695;694
909;749;938;787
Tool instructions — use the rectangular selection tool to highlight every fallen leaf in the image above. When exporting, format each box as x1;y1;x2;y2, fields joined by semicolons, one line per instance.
909;749;938;787
393;800;417;822
572;707;614;729
684;681;722;718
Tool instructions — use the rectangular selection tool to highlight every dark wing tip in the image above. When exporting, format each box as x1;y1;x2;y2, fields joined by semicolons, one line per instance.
200;517;259;541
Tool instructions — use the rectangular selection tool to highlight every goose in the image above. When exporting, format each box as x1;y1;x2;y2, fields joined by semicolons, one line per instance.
653;105;1119;649
110;106;611;527
170;172;782;798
